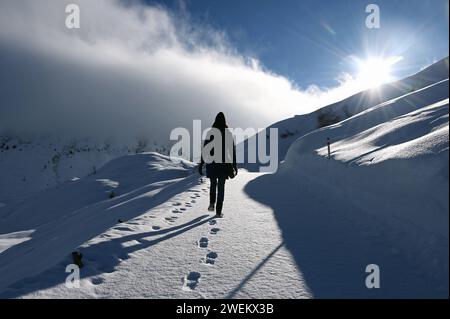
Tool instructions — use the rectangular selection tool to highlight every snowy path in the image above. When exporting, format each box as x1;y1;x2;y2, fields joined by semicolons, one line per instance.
1;172;310;299
1;168;446;298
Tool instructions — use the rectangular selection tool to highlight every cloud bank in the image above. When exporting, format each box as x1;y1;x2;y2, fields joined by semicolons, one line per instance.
0;0;364;144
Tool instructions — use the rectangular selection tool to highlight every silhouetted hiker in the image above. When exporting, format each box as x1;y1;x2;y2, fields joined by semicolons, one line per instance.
198;112;238;217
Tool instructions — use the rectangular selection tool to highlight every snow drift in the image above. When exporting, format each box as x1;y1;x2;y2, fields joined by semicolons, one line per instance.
0;153;196;294
244;59;449;297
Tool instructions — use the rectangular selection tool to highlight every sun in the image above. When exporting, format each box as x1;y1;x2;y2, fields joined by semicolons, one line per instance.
356;56;403;88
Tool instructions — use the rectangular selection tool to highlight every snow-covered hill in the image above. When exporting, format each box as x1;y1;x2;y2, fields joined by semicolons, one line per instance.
240;57;449;172
0;153;196;295
0;136;170;205
243;60;449;297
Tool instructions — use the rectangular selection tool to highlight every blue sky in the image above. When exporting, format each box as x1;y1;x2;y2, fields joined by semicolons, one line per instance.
146;0;449;88
1;0;448;138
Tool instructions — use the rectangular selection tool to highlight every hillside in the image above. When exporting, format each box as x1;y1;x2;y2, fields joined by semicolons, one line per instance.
0;136;170;205
240;57;449;172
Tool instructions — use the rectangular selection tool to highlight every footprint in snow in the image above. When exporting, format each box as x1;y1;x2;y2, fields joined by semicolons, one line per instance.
202;251;218;265
172;209;182;214
91;277;104;285
208;220;217;225
182;272;201;291
173;202;182;206
126;221;140;225
180;208;187;211
198;237;209;248
114;226;134;232
191;200;196;203
165;216;178;223
152;225;161;230
210;228;220;235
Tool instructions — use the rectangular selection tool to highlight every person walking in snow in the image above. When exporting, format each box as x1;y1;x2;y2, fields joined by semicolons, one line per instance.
198;112;238;217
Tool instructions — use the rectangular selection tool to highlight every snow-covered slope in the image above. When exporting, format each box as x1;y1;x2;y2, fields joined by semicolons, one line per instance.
0;152;195;294
0;136;170;205
240;57;449;172
244;86;449;296
283;96;448;236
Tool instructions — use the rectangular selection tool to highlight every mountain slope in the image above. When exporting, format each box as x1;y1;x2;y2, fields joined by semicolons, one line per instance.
240;57;449;172
244;96;449;297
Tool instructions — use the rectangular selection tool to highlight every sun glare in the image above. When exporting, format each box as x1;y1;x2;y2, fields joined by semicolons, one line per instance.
356;56;403;88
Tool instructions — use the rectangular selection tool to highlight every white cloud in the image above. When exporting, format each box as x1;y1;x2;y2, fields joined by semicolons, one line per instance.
0;0;365;144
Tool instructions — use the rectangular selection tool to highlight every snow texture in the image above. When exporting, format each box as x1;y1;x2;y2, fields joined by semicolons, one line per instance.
0;58;448;299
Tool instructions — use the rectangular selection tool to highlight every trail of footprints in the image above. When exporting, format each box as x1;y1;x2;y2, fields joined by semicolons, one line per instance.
183;210;221;292
107;180;219;293
73;182;209;288
113;185;207;231
166;197;194;224
110;183;221;293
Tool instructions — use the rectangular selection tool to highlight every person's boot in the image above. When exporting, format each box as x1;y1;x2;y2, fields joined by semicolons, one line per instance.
216;202;223;217
208;203;215;212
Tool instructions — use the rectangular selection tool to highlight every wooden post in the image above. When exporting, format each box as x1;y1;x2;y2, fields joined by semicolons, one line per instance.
327;138;331;158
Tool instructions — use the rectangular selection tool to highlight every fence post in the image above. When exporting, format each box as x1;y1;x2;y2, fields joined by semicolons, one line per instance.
327;138;331;158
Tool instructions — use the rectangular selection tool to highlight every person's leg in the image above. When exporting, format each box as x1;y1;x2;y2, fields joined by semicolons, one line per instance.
216;178;226;215
209;178;217;210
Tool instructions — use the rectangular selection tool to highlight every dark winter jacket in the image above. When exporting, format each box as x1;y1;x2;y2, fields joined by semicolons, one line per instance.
200;127;237;179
